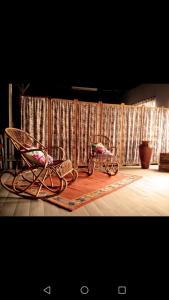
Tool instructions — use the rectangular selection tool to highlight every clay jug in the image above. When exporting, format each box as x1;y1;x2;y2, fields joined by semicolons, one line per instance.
139;141;153;169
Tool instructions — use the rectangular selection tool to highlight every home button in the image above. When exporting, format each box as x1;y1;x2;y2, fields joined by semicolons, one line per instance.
80;285;89;295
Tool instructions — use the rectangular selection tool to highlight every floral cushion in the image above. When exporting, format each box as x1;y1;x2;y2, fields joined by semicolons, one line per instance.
21;147;53;166
92;143;113;156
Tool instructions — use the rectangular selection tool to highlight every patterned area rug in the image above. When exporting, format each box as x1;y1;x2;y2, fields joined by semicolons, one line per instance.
45;171;142;211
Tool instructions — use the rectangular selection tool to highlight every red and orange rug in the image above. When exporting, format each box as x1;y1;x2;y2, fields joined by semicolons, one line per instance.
45;171;142;211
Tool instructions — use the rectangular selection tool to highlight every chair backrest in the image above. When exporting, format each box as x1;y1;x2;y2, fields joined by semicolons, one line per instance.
0;134;4;169
89;135;110;149
5;128;45;151
5;128;48;167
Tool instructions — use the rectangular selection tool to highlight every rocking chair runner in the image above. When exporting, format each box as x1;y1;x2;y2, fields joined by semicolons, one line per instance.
0;128;78;199
88;135;119;176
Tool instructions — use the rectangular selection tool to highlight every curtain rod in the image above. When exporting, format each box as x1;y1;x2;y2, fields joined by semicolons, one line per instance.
71;86;98;92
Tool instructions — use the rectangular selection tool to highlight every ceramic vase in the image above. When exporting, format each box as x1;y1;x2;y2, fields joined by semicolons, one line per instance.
139;141;153;169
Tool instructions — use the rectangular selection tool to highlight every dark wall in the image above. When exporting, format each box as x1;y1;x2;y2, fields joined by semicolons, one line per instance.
0;80;127;134
23;81;124;103
125;84;169;108
0;82;21;133
0;80;132;134
0;83;8;133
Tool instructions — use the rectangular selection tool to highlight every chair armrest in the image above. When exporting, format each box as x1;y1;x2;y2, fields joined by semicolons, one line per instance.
109;146;117;155
50;146;66;160
57;146;66;160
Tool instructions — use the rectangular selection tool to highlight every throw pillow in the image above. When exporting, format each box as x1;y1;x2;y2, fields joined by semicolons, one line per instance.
21;147;53;166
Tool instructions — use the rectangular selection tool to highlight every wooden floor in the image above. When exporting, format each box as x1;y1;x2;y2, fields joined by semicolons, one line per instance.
0;165;169;216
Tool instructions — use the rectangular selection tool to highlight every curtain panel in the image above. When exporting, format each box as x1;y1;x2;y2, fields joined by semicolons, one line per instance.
51;99;76;164
20;96;169;166
76;101;99;165
21;96;49;147
161;108;169;154
101;104;122;160
140;107;164;163
122;106;142;165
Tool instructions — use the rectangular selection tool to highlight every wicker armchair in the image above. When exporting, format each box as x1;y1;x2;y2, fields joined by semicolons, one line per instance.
88;134;119;176
0;128;78;199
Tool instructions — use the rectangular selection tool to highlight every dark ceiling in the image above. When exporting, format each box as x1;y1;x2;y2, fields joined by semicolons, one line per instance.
6;79;141;102
1;46;168;102
0;76;166;104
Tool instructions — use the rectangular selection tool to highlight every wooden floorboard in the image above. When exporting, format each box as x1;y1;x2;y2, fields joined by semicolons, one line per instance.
13;199;31;216
1;165;169;216
29;199;44;217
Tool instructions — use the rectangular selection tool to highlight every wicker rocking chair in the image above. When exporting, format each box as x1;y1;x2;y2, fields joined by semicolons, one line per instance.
0;128;78;200
88;135;119;176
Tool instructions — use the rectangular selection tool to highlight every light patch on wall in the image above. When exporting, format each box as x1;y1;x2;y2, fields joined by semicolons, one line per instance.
133;98;156;107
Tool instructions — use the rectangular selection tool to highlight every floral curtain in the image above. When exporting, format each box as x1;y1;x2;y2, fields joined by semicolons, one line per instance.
20;96;169;167
140;106;164;163
161;108;169;154
122;105;168;165
21;96;49;147
51;99;76;164
101;104;122;159
122;106;142;165
76;102;99;165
